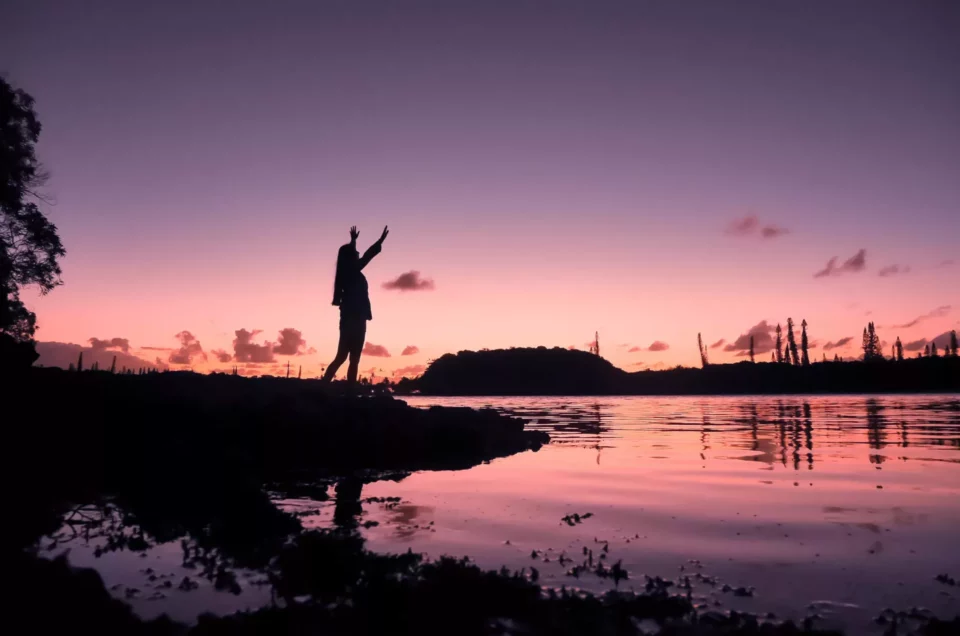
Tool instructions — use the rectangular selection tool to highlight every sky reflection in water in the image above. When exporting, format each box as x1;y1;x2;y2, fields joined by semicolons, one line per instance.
295;395;960;630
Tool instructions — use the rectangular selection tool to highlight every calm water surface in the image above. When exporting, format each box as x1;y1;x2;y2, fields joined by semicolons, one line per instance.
303;395;960;631
48;395;960;632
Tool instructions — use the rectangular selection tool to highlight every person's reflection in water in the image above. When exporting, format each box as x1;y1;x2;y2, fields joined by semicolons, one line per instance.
333;477;364;528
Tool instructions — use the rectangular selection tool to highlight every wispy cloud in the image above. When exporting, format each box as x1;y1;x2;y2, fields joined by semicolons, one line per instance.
761;225;789;238
891;306;951;330
709;338;726;349
878;264;910;277
814;249;866;278
628;346;643;353
401;345;419;356
725;215;789;239
904;331;955;352
823;337;853;351
382;271;435;291
88;337;130;353
903;338;927;352
647;341;670;352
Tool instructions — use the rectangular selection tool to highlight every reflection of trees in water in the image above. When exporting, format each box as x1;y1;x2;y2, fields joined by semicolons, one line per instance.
728;400;815;469
865;399;888;464
502;402;612;452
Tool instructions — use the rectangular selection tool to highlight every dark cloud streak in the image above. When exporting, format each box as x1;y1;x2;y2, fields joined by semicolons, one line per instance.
88;337;131;353
813;249;866;278
382;271;435;291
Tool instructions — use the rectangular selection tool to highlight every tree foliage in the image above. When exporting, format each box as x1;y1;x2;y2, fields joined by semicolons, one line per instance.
861;322;882;361
774;324;783;363
800;319;810;367
786;317;800;366
1;77;65;341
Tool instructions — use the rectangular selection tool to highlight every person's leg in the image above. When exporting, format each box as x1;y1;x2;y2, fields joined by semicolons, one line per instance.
321;321;351;382
346;320;367;385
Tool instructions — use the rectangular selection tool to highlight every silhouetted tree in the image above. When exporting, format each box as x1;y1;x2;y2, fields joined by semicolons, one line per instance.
595;331;600;357
822;353;826;363
749;335;755;363
862;322;882;361
775;324;784;363
76;351;83;372
923;344;929;357
697;333;709;368
298;365;302;379
800;319;810;366
833;354;840;362
895;337;904;361
930;341;939;357
950;330;958;357
786;318;800;365
1;77;66;342
110;355;116;374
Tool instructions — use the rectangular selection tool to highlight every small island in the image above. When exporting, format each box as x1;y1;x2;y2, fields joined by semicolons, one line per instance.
397;347;960;396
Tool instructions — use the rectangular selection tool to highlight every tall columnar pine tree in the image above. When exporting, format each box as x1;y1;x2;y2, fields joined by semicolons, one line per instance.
951;330;959;357
749;335;755;363
895;337;904;361
786;318;800;366
800;319;810;366
862;322;882;360
930;341;939;357
697;333;709;368
923;344;929;357
775;324;784;363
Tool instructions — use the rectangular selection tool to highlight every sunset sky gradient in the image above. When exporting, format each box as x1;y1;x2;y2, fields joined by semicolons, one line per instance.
5;1;958;377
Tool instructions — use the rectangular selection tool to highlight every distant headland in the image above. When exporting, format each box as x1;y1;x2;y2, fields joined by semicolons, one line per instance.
396;347;960;396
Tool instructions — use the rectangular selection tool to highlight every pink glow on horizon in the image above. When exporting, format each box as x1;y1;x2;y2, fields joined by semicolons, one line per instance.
6;1;957;376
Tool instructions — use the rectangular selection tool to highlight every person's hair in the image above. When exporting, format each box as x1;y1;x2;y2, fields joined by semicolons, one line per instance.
332;243;356;306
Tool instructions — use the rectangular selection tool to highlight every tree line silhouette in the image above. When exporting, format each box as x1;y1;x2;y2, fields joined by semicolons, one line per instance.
698;319;958;369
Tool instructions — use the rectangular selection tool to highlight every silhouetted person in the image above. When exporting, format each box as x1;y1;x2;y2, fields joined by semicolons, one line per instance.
322;225;389;385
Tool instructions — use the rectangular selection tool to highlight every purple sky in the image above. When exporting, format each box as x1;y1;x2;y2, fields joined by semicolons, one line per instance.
5;1;959;373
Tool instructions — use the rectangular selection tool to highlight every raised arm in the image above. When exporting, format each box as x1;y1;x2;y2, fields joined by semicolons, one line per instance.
359;225;389;270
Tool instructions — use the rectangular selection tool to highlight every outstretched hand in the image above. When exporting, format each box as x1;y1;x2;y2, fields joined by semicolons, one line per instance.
349;226;359;242
379;225;389;243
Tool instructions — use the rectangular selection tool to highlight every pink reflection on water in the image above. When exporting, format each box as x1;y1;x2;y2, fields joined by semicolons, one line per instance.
291;395;960;631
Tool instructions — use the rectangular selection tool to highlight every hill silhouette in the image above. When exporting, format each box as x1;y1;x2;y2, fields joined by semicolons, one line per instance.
400;347;960;395
413;347;626;395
